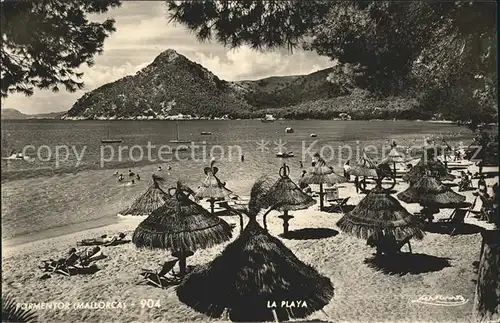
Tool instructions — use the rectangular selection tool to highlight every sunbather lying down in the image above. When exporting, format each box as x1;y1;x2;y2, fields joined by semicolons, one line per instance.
78;232;128;246
78;246;107;265
40;247;107;275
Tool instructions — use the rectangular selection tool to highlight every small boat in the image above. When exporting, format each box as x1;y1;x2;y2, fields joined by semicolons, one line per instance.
2;151;30;161
285;127;294;133
276;152;294;158
261;114;276;123
101;127;122;144
170;120;191;144
310;133;317;137
201;131;212;135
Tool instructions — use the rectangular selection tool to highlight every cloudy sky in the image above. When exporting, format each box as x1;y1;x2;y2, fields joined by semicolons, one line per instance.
3;1;333;115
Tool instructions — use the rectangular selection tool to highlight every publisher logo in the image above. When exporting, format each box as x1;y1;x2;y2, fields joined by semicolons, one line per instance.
411;295;469;306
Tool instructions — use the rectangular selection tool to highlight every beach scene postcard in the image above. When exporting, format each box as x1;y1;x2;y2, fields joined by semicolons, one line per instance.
1;1;499;322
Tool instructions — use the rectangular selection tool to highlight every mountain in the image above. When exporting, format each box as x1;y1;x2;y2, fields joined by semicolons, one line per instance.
1;109;28;119
64;49;256;120
64;49;427;120
1;109;66;120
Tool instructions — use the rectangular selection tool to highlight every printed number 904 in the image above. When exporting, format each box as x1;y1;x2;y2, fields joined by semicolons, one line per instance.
140;299;160;308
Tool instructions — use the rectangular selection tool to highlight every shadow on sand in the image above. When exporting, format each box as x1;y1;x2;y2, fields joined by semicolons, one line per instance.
280;228;339;240
423;222;484;235
321;205;355;214
364;253;451;275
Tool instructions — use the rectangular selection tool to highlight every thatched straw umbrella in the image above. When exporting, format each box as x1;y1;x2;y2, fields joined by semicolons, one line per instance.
349;152;378;177
299;153;346;210
348;152;378;192
403;156;455;185
398;174;466;222
262;163;316;235
195;160;232;214
380;147;405;176
133;181;233;277
118;175;170;216
337;183;425;242
176;180;334;322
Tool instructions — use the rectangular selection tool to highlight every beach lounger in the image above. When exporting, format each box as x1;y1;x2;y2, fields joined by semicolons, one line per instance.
438;208;468;236
140;259;179;288
372;235;413;256
325;197;350;213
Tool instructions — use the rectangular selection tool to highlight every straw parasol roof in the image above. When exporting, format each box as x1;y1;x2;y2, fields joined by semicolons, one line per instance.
349;152;378;177
397;175;466;206
176;216;334;322
119;175;170;216
380;147;405;164
195;160;232;200
403;157;455;184
299;155;346;185
337;185;424;240
266;164;316;211
132;181;233;252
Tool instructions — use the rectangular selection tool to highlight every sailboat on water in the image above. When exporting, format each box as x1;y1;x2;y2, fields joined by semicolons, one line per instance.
101;127;123;144
170;120;191;144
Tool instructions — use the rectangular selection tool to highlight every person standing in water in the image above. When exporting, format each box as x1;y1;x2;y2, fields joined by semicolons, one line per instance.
241;154;244;162
299;160;303;168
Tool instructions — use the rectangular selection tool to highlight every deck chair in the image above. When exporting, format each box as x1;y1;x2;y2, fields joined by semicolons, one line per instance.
40;253;80;276
438;208;468;236
326;197;350;213
458;178;473;192
377;235;413;256
140;259;179;288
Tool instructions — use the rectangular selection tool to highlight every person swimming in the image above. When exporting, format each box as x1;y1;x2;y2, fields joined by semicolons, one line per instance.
136;174;141;180
113;171;119;175
118;174;124;182
128;170;135;176
157;166;162;171
167;165;172;170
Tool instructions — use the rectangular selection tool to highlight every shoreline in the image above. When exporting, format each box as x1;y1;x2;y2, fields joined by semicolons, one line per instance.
2;215;120;248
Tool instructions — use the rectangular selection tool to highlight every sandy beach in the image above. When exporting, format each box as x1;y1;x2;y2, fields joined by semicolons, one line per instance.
3;164;497;322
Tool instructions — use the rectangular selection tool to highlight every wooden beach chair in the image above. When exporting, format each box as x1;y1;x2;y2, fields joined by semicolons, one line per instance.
140;259;179;288
438;208;468;236
378;235;413;256
326;197;350;213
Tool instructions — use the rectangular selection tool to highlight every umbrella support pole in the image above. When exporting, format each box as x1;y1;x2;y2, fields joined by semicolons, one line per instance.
319;184;324;210
179;254;186;278
239;213;244;234
210;198;214;215
278;211;294;235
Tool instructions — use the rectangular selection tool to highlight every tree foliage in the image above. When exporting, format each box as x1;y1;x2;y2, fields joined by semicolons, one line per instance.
1;0;120;97
166;0;497;124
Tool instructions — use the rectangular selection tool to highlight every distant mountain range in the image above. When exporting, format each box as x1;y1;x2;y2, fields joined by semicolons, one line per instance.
6;49;430;121
1;108;66;120
63;49;429;120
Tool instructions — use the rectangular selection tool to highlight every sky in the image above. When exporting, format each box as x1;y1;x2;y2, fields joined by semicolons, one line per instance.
2;1;333;115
